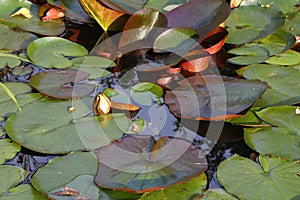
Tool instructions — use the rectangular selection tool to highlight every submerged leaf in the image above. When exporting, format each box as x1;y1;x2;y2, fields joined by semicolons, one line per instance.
95;135;208;193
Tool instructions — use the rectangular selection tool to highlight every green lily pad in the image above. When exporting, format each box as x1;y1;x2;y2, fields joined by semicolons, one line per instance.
256;30;296;56
140;173;207;200
266;50;300;65
32;151;99;199
5;98;130;154
11;65;34;76
244;106;300;161
118;8;167;51
0;53;22;68
95;135;208;193
200;188;238;200
217;154;300;200
164;75;267;120
0;24;37;50
226;6;285;44
27;37;88;69
29;69;95;99
0;139;21;164
258;0;299;14
1;15;65;36
0;165;48;200
99;188;141;200
71;56;114;79
153;27;198;55
131;82;164;106
238;64;300;106
228;45;269;65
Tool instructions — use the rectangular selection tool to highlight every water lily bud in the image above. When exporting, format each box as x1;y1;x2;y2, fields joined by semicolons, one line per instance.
93;93;111;115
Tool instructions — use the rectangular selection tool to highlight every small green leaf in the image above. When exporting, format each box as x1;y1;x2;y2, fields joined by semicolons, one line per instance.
131;82;164;106
228;45;269;65
0;139;21;164
266;50;300;65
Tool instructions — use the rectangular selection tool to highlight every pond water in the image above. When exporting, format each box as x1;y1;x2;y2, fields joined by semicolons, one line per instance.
1;20;255;190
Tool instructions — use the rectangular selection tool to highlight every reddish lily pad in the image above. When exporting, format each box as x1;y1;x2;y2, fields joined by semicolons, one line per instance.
166;0;230;40
201;26;228;54
118;8;167;51
95;135;208;193
165;75;267;120
29;69;95;99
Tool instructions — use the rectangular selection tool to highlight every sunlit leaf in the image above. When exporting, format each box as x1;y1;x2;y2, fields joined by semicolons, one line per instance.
265;50;300;65
29;69;95;99
78;0;128;31
217;154;300;200
244;106;300;161
95;135;208;193
27;37;88;68
0;0;32;18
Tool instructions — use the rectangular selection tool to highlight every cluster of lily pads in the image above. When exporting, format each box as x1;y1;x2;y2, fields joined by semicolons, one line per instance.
0;0;300;199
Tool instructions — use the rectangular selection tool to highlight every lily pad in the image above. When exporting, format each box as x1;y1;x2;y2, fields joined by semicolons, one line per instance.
266;50;300;65
238;64;300;106
140;173;207;200
166;0;230;40
244;106;300;161
29;69;95;99
0;139;21;164
165;75;267;120
0;24;37;50
131;82;164;106
0;165;48;200
227;45;269;65
27;37;88;69
226;6;285;44
71;56;114;79
32;151;98;199
256;30;296;56
5;98;130;154
118;8;167;51
200;188;238;200
217;154;300;200
1;15;65;36
95;135;208;193
0;53;22;68
153;27;198;55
